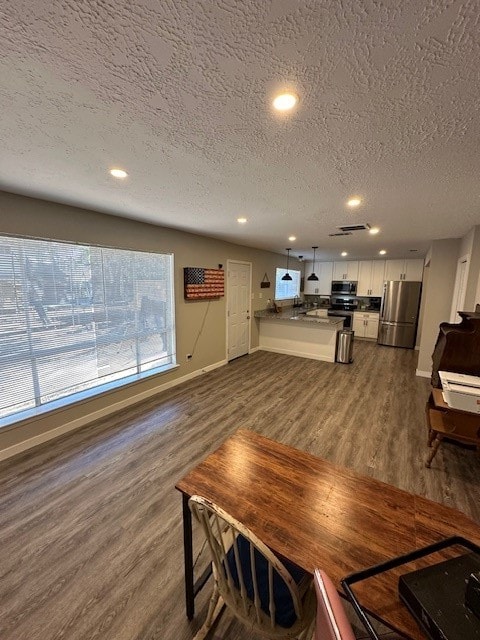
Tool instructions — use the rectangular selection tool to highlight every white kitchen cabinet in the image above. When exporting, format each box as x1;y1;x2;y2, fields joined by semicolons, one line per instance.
404;259;424;281
303;261;333;295
357;260;385;296
302;262;315;294
353;311;379;340
384;259;424;282
333;261;359;281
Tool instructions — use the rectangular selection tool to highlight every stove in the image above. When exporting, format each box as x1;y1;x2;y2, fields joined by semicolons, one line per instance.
327;298;358;328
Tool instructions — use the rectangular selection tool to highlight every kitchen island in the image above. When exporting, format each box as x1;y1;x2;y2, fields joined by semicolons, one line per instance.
254;309;344;362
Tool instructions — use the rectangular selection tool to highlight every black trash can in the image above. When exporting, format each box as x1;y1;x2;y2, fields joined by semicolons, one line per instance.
336;330;354;364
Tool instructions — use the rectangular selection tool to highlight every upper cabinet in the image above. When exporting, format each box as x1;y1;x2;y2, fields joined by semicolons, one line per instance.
357;260;385;297
303;261;333;295
333;261;359;281
304;258;424;296
384;259;424;282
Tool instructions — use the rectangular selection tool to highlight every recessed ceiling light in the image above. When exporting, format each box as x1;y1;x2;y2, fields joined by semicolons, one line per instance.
109;168;128;179
273;93;298;112
237;217;247;224
288;235;296;241
347;197;361;208
341;251;348;257
369;227;380;235
379;250;387;255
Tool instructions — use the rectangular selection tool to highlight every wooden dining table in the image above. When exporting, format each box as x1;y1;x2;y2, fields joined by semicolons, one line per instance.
175;428;480;639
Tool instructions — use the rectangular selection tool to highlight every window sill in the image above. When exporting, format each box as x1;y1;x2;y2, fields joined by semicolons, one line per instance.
0;362;179;431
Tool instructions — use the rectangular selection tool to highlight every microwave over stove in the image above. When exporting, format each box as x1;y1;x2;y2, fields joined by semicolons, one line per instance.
331;281;357;295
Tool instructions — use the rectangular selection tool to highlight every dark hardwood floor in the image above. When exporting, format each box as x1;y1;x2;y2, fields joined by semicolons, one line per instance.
0;341;479;640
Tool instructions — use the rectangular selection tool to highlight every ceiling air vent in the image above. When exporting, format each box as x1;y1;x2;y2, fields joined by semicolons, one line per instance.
328;231;352;237
337;223;371;232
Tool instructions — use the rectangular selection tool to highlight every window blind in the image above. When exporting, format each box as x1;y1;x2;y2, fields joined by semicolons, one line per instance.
275;268;301;300
0;235;175;422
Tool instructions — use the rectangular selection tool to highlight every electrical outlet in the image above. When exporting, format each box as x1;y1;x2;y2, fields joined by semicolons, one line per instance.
186;354;192;361
259;292;263;299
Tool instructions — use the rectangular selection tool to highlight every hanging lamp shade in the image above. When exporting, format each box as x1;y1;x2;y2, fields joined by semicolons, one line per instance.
281;248;293;281
307;246;319;281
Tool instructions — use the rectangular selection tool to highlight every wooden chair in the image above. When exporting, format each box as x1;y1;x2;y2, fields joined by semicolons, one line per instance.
189;495;316;639
313;569;356;640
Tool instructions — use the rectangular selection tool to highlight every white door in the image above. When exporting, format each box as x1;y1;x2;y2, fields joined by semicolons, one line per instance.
449;256;469;323
227;261;251;361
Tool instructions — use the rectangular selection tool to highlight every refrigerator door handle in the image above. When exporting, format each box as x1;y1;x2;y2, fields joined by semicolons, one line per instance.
380;283;386;320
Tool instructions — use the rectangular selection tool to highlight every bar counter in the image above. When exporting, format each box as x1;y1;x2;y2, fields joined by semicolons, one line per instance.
254;309;344;362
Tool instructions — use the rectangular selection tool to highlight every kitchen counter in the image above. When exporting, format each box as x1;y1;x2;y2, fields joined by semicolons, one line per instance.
254;309;343;327
255;308;344;362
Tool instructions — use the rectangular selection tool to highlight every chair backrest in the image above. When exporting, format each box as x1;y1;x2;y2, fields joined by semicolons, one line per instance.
189;495;315;636
314;569;356;640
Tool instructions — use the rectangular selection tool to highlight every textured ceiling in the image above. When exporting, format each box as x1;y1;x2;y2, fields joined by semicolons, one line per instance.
1;0;480;260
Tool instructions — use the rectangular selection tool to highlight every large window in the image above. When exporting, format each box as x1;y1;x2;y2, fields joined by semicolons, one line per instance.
0;235;175;424
275;268;301;300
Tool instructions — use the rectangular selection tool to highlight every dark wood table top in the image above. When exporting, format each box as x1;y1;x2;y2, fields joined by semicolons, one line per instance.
176;428;480;639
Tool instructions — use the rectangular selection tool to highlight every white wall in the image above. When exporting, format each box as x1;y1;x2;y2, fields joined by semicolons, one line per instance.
463;226;480;310
416;239;460;376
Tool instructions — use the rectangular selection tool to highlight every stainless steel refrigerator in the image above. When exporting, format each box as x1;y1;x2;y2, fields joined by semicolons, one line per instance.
378;281;422;348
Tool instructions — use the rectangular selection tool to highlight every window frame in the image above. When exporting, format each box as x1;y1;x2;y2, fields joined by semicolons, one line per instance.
274;267;301;300
0;233;177;428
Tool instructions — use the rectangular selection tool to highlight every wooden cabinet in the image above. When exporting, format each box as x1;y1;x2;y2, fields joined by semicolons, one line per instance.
303;262;333;295
357;260;385;296
353;311;379;340
384;259;423;282
425;388;480;468
431;311;480;387
333;261;359;281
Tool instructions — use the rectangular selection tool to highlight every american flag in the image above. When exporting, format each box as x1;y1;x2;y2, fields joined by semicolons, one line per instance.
184;267;224;299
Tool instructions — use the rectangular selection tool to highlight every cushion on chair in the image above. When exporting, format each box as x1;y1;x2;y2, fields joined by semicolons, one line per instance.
226;534;309;628
314;569;356;640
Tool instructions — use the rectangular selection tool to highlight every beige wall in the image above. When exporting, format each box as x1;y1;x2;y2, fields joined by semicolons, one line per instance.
416;238;460;375
0;190;292;455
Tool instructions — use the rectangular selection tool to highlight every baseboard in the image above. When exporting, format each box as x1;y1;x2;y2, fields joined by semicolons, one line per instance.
248;346;260;354
258;346;334;363
416;369;431;378
0;359;228;462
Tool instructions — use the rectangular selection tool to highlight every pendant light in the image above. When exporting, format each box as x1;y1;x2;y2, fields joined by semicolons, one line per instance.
281;248;293;281
307;246;319;281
